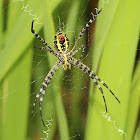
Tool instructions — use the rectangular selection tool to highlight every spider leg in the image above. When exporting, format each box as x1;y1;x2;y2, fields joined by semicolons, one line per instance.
32;90;42;117
94;75;120;103
71;45;86;60
78;46;86;60
92;78;107;112
70;8;102;53
70;57;120;111
32;60;62;126
34;46;58;57
31;20;53;51
39;87;46;126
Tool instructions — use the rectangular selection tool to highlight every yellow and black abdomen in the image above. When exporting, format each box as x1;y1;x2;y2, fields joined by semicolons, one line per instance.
54;32;69;52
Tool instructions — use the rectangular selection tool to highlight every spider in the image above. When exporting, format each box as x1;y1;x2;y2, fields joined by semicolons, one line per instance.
31;8;120;126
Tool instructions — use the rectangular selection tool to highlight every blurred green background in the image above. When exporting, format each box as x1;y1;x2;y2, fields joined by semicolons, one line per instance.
0;0;139;140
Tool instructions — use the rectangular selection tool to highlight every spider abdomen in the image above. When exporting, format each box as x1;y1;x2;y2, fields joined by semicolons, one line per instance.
54;32;69;52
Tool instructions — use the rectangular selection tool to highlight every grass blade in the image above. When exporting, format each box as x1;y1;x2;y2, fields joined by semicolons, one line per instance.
2;49;32;140
85;0;139;139
0;0;3;50
126;59;140;139
0;0;44;82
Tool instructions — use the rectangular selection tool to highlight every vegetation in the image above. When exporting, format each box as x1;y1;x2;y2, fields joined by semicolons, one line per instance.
0;0;139;140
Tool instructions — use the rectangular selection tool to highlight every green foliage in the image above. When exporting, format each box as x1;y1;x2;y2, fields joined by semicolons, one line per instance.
0;0;139;140
86;0;140;140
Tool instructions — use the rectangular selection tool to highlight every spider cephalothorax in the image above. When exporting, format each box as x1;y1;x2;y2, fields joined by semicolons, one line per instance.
31;8;120;127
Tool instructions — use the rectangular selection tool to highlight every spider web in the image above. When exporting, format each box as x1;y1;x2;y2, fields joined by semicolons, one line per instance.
0;0;139;140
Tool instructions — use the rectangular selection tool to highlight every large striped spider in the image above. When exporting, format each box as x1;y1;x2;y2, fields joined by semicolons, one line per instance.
31;8;120;126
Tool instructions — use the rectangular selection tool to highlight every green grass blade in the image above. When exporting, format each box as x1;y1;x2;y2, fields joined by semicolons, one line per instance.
134;121;140;140
0;0;3;50
0;1;44;82
65;0;80;45
92;0;120;71
1;1;34;140
2;49;32;140
6;0;26;35
0;0;3;132
85;0;139;140
126;59;140;139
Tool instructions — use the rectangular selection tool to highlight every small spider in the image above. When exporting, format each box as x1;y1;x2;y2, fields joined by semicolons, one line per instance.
31;8;120;126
